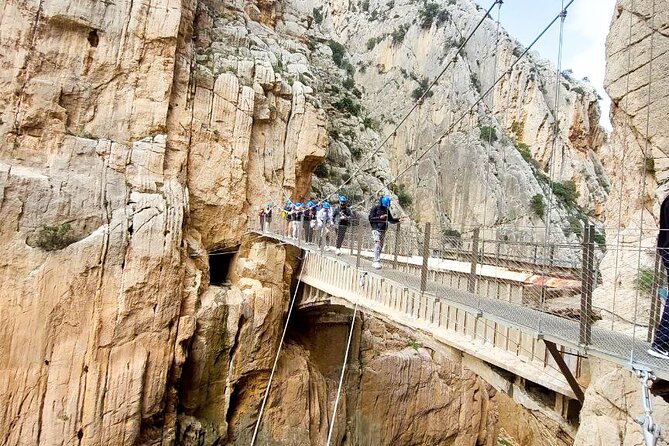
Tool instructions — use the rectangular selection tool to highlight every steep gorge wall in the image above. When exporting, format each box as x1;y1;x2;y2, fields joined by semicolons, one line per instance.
0;0;624;445
313;0;608;242
592;0;669;325
0;0;324;443
576;1;669;445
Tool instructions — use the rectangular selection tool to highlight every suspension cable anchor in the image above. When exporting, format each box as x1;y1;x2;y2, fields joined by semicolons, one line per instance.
632;365;661;446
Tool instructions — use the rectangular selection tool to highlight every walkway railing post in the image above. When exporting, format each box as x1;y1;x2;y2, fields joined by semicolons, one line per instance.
393;223;401;269
420;223;431;294
356;227;363;269
468;228;480;293
579;224;595;346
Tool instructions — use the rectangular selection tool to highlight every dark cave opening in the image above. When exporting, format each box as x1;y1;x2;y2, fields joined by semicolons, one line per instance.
209;250;236;286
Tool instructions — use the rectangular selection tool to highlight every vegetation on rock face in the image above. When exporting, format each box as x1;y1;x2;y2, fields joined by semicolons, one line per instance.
390;183;413;209
510;120;525;141
637;267;656;296
328;40;346;67
406;339;422;351
530;194;545;218
479;126;497;143
35;223;74;251
551;180;579;208
391;25;409;46
515;142;541;170
419;2;440;29
362;116;379;130
470;72;482;93
442;228;462;238
334;96;361;116
411;77;434;100
313;7;323;24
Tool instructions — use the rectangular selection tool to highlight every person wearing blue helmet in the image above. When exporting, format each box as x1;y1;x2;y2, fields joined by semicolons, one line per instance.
334;195;354;255
291;201;304;239
316;201;334;249
368;195;402;269
282;200;293;235
303;200;317;243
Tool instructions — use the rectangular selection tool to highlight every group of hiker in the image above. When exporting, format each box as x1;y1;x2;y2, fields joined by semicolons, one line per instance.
258;195;403;269
259;192;669;359
278;195;354;255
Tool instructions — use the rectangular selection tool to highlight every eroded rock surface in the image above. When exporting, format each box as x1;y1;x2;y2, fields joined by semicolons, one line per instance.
0;0;655;444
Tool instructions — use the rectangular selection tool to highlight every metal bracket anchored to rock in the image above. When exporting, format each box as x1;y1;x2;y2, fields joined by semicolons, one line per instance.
634;365;662;446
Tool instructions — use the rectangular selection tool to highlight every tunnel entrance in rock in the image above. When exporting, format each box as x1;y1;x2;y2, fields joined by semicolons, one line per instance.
287;305;361;380
208;248;237;286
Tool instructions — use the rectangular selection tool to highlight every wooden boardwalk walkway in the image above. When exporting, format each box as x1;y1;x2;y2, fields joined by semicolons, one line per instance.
251;230;669;386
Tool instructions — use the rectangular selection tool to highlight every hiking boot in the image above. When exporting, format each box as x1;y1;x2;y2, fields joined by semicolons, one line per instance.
647;346;669;360
372;261;382;269
336;248;341;255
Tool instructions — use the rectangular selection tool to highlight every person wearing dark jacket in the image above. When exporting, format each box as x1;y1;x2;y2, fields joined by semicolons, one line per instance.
335;195;353;255
650;194;669;359
303;201;316;243
368;195;401;269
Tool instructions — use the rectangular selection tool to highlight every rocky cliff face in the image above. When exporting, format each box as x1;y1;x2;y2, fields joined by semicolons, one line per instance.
0;0;631;444
582;1;669;444
0;0;324;443
592;0;669;331
309;0;608;244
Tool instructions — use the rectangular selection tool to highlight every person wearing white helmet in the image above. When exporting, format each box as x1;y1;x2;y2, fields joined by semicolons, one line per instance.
368;195;402;269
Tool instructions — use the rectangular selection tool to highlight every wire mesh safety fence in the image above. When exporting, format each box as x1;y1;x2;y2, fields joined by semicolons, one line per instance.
249;211;669;375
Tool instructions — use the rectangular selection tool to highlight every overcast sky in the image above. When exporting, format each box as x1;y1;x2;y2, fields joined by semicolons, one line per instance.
474;0;617;129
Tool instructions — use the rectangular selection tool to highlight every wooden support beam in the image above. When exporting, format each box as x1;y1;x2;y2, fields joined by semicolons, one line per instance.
544;340;584;403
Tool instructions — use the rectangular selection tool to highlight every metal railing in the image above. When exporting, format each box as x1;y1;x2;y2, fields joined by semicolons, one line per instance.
250;212;669;376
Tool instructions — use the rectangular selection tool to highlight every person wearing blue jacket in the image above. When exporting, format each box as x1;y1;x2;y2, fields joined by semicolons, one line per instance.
368;195;402;269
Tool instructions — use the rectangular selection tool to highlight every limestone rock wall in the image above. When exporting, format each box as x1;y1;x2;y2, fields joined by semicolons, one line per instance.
592;0;669;328
576;1;669;444
177;237;301;444
0;0;637;444
235;309;577;446
307;0;608;243
0;0;325;443
574;360;669;446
